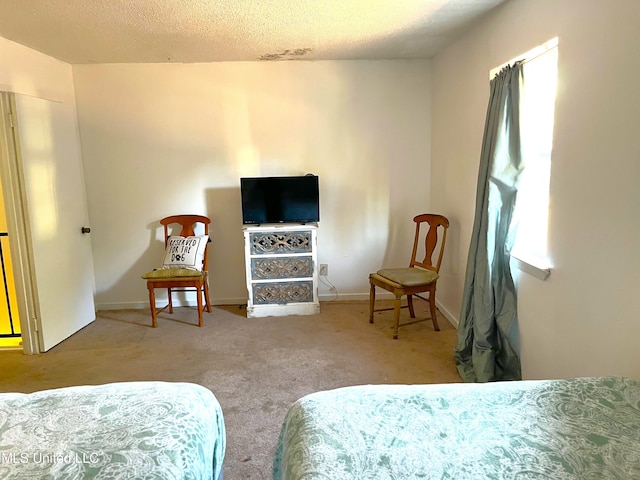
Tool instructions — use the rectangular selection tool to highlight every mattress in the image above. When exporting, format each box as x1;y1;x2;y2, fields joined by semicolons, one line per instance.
273;376;640;479
0;381;225;479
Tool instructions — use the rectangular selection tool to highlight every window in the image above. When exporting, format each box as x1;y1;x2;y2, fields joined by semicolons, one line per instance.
494;39;558;279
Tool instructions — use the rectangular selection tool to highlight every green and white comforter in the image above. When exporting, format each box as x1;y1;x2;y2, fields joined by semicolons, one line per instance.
0;381;225;479
273;377;640;479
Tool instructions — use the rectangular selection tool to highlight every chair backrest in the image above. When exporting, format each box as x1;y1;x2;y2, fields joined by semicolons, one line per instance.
160;214;211;271
409;214;449;273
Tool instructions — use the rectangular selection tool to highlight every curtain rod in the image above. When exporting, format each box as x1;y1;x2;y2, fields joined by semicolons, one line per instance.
489;37;558;79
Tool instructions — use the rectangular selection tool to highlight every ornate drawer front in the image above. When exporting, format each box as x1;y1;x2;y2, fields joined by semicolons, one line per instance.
252;281;314;304
251;257;313;280
250;231;312;255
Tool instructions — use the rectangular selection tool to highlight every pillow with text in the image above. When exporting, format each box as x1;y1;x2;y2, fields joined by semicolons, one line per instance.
161;235;208;270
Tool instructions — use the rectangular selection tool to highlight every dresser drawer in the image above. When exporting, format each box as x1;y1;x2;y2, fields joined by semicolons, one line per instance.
252;281;314;304
251;257;313;280
249;231;312;255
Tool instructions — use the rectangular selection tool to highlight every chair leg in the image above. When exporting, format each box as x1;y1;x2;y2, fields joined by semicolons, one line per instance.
369;282;376;324
407;294;415;318
167;288;173;314
204;277;212;313
430;284;440;331
392;296;402;339
148;287;158;328
196;285;203;327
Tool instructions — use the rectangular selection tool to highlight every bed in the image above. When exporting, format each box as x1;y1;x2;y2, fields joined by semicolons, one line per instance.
0;381;226;479
273;376;640;479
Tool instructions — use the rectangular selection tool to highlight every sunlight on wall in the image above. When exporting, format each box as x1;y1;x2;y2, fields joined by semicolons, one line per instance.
236;144;261;178
27;162;58;240
20;99;59;240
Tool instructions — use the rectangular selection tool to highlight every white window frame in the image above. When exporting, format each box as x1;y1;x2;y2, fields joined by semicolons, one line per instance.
492;38;558;281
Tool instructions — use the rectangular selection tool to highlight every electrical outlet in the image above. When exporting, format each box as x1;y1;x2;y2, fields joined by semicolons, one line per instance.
319;264;328;276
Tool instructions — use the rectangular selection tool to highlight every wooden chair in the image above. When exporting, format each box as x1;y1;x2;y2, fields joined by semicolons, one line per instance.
369;214;449;339
141;215;212;327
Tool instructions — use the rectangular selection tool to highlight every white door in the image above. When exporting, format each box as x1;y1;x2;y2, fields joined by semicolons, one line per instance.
12;93;96;352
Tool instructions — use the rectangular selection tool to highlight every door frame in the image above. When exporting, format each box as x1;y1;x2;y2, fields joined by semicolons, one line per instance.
0;92;41;355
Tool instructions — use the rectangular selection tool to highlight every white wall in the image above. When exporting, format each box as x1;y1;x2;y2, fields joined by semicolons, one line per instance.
431;0;640;379
72;60;432;308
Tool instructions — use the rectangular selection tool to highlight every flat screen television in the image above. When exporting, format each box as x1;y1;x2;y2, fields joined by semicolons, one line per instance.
240;175;320;225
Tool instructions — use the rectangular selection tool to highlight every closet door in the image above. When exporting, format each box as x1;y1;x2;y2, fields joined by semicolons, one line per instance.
12;93;96;351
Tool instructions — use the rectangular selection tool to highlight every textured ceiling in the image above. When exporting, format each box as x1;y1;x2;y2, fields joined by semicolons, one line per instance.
0;0;506;64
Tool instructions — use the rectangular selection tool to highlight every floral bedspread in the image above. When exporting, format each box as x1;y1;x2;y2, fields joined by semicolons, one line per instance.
273;377;640;479
0;381;225;479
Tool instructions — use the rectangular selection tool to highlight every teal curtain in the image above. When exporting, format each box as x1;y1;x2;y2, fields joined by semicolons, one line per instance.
455;63;524;383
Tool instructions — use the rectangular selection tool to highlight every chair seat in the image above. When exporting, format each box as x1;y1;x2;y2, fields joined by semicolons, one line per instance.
377;267;439;286
141;268;204;280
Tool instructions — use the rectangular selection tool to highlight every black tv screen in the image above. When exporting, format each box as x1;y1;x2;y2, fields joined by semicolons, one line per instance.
241;175;320;225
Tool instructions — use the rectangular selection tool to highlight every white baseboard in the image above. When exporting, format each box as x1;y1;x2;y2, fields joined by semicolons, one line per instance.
95;301;149;310
95;297;248;311
318;292;383;302
97;292;459;331
97;293;389;310
435;300;458;328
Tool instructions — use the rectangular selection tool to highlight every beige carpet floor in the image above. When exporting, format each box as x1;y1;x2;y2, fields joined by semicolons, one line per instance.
0;300;461;479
